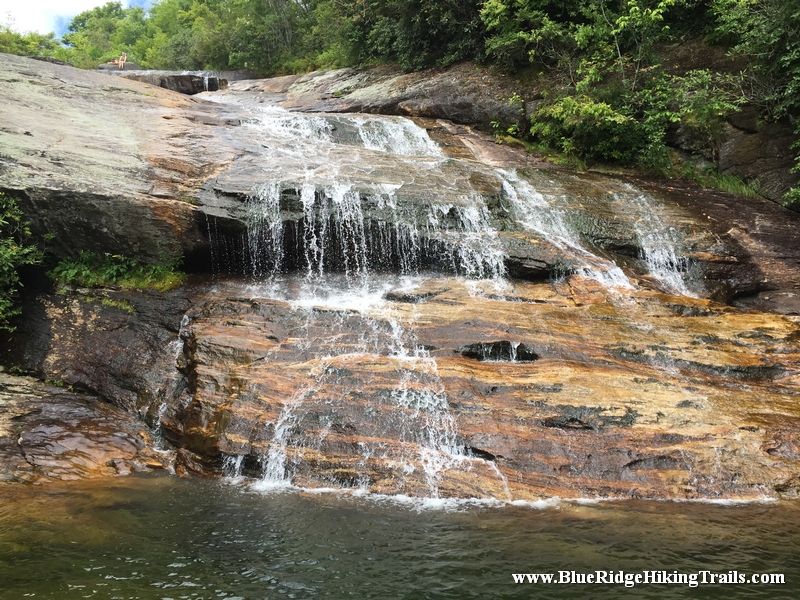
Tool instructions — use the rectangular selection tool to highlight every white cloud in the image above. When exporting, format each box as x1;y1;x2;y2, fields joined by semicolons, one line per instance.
0;0;151;36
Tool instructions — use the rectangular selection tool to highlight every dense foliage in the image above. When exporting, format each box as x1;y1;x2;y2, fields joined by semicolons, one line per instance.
0;193;42;331
1;0;798;200
711;0;800;207
49;252;187;292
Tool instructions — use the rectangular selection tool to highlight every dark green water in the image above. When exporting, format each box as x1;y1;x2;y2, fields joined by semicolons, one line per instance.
0;474;798;599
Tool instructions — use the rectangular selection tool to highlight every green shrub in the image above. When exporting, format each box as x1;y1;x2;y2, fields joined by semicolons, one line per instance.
0;192;42;331
530;95;647;163
677;164;762;198
528;68;746;172
784;185;800;212
49;251;186;292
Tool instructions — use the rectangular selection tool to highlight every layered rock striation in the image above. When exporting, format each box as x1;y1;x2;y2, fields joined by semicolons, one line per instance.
2;53;800;500
7;276;800;499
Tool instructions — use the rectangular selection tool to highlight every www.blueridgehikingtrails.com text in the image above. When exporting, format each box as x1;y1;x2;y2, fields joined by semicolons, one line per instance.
512;571;785;587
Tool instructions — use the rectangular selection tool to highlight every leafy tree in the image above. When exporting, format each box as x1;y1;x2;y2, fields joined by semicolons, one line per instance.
0;0;796;200
0;192;42;331
0;27;59;57
323;0;485;71
481;0;586;71
59;2;149;67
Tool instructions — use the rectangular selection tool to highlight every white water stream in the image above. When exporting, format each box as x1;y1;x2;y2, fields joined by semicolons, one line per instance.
497;168;634;289
208;105;696;498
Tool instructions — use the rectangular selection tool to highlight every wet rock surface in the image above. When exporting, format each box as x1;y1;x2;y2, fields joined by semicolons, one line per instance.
225;61;799;206
0;52;788;296
222;63;536;133
630;176;800;314
6;277;800;500
0;371;173;483
0;53;247;265
2;53;800;499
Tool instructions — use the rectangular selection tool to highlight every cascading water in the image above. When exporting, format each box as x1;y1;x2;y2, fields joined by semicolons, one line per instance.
205;104;702;500
240;107;505;282
498;168;696;295
246;106;444;158
497;168;633;288
354;115;444;156
246;182;284;276
244;281;509;498
613;183;697;296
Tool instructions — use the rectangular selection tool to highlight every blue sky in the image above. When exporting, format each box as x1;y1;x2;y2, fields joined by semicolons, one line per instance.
1;0;153;37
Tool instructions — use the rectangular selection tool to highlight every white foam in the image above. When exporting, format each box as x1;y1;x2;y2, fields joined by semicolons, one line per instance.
673;497;778;506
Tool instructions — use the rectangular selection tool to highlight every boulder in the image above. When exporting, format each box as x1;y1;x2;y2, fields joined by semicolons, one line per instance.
0;371;174;483
718;117;799;204
117;72;223;94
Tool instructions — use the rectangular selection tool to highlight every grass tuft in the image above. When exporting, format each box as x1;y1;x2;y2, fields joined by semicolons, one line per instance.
677;164;762;199
49;252;187;293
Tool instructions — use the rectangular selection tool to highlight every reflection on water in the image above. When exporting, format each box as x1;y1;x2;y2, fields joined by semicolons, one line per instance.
1;474;798;598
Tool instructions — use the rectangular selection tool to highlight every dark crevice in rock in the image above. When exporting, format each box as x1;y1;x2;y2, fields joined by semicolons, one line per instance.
467;446;497;461
528;383;563;394
610;344;787;381
542;415;595;430
238;453;265;477
208;216;499;277
117;73;225;95
457;341;539;362
676;399;703;409
625;455;681;471
542;406;638;430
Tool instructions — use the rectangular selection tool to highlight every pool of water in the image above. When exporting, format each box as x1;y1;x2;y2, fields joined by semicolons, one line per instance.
1;474;798;599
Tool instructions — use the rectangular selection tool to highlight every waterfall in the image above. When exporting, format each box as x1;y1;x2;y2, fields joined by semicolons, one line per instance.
383;313;465;496
353;115;444;157
260;381;320;486
498;168;633;288
388;352;463;497
207;104;705;500
244;282;511;498
247;107;444;158
245;184;505;280
241;110;506;281
246;182;284;277
252;292;472;496
498;169;697;295
612;184;696;297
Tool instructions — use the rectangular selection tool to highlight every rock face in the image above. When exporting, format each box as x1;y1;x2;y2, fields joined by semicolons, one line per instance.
98;62;143;71
112;70;258;95
119;72;222;95
0;52;790;292
0;371;174;483
224;61;799;207
223;62;536;134
718;112;800;203
0;53;247;265
8;276;800;500
3;53;800;500
171;278;798;500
